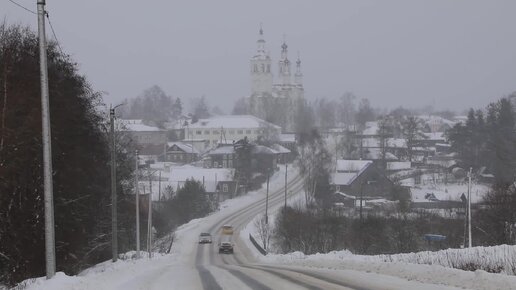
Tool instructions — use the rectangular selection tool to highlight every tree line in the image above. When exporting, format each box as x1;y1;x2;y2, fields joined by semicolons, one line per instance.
0;23;217;287
447;96;516;184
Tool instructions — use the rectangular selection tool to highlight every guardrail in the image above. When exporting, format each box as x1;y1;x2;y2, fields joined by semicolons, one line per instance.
249;233;267;256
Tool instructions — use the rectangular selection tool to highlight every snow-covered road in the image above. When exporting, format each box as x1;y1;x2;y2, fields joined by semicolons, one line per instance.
25;165;476;290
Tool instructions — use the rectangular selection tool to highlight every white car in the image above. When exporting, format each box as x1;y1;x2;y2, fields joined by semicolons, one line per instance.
198;232;212;244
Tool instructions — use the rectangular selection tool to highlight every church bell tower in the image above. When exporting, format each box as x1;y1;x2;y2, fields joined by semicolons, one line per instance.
250;25;273;96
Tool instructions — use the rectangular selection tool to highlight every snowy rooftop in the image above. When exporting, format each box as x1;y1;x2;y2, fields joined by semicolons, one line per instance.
118;119;162;132
332;160;373;186
207;145;235;155
251;145;278;155
361;138;407;149
423;132;446;141
271;144;291;154
167;142;200;154
418;115;456;126
386;161;411;171
363;149;399;161
168;165;234;192
279;133;296;142
332;172;361;186
336;159;373;173
188;115;281;130
361;122;379;135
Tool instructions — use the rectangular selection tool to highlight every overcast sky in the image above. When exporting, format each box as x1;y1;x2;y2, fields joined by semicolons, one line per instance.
3;0;516;112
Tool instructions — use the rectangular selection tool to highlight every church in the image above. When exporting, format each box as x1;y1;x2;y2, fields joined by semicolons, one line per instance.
247;27;305;133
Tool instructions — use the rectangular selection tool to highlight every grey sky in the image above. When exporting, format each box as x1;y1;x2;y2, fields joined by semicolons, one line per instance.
3;0;516;112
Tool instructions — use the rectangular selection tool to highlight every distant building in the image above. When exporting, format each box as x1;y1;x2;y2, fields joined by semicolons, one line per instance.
168;165;238;200
119;119;167;162
120;119;167;145
204;145;235;169
246;27;305;132
184;115;281;150
331;160;396;199
165;142;200;164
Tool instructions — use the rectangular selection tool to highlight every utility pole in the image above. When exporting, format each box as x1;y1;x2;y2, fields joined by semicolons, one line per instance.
109;107;118;262
284;163;288;208
359;181;364;224
37;0;55;279
265;169;270;224
147;170;155;258
135;150;140;259
158;171;161;202
467;167;472;248
109;104;124;262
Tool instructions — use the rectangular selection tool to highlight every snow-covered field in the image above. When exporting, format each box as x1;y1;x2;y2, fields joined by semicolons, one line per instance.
411;181;490;203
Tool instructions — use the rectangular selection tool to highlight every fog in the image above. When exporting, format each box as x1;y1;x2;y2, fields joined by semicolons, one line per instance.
3;0;516;111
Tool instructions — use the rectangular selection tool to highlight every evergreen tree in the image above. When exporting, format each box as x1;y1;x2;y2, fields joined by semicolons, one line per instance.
232;97;249;115
192;96;211;120
355;98;376;128
171;97;183;119
0;23;135;285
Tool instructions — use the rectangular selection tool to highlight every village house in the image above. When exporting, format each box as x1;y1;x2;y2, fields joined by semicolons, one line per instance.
331;160;397;200
165;142;199;164
119;119;167;162
204;144;235;169
168;165;238;201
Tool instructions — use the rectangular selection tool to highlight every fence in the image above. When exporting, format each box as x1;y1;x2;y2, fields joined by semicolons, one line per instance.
249;233;267;256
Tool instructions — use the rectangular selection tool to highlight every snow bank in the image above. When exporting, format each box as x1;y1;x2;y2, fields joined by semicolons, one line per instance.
261;245;516;290
374;244;516;275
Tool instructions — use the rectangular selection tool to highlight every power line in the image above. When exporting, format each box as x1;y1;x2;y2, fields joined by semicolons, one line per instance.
7;1;65;56
7;0;36;14
45;12;65;56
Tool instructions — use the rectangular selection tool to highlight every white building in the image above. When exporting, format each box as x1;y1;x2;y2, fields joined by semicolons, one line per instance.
184;115;281;149
119;119;166;146
247;27;305;132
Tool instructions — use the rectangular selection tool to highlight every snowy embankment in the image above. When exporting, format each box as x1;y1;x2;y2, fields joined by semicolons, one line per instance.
256;246;516;290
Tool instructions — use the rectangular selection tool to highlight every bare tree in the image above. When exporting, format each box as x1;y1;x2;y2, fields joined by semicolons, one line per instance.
401;116;426;162
254;215;272;250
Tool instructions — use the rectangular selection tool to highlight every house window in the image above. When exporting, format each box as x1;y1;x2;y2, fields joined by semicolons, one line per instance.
214;161;219;167
228;160;233;168
204;130;210;135
223;160;227;168
213;130;219;135
237;130;243;134
246;130;251;134
223;184;229;192
196;130;202;135
336;185;340;192
229;130;235;134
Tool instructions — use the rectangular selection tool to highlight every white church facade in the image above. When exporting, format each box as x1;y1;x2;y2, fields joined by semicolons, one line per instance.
247;27;305;133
